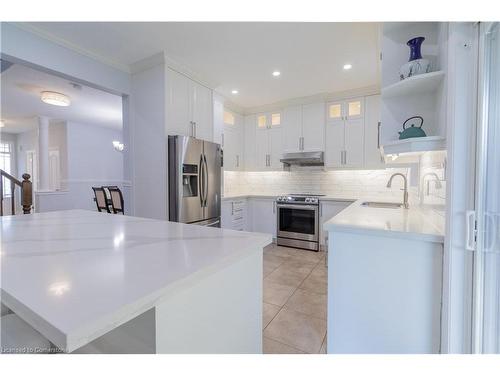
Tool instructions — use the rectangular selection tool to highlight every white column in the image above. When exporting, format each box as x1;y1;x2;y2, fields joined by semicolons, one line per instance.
38;116;50;191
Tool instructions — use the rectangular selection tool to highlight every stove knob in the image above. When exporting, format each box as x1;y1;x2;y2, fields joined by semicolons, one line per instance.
305;198;311;203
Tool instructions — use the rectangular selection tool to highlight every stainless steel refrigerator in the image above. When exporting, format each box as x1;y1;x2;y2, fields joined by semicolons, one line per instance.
168;135;222;227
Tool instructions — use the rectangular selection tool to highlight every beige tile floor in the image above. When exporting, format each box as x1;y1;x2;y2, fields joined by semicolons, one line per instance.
262;243;328;354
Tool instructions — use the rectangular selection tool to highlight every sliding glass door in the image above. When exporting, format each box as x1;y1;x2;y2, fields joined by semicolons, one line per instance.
473;21;500;353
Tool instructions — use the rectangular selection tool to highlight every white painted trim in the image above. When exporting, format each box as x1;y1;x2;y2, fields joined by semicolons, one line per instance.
441;22;478;354
61;179;132;185
240;85;380;115
12;22;131;73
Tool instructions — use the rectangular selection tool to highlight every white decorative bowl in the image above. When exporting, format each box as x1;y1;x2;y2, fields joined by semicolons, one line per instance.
399;58;431;80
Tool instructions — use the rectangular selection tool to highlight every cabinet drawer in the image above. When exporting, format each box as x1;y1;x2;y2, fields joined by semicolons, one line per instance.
232;200;246;210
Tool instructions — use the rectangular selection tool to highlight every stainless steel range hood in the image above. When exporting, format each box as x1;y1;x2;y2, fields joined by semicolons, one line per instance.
280;151;324;166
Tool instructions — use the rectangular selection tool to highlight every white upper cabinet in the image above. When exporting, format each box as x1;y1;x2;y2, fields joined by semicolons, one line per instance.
192;81;213;141
325;97;365;168
283;106;302;153
283;103;325;153
166;68;213;142
223;110;243;171
167;69;191;136
301;102;325;151
364;94;385;168
243;115;257;171
254;112;283;170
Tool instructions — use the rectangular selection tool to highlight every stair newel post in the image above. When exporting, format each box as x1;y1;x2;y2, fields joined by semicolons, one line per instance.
21;173;33;214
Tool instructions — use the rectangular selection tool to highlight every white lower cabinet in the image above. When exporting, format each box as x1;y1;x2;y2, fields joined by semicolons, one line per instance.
364;94;385;168
319;200;353;246
221;199;248;231
249;198;276;237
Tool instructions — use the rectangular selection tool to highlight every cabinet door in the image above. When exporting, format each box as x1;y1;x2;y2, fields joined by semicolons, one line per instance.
234;113;244;170
192;81;213;141
221;201;233;229
344;118;364;167
325;101;345;168
364;95;385;168
255;128;269;170
269;126;284;170
251;199;276;236
345;97;364;121
283;105;302;152
212;94;224;145
244;115;257;170
223;127;238;171
167;69;192;136
302;102;325;151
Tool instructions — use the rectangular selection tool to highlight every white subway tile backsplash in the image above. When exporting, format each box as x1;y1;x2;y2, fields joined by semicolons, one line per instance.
224;167;414;199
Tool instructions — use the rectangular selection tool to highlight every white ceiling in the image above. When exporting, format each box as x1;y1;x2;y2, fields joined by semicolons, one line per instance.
0;63;123;134
24;22;381;109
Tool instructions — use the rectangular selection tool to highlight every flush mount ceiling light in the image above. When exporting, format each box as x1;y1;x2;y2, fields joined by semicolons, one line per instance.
40;91;71;107
231;89;239;94
343;64;353;70
272;71;281;77
0;120;5;128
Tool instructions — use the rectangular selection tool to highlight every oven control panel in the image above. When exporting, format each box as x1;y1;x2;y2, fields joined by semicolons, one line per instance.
276;196;319;205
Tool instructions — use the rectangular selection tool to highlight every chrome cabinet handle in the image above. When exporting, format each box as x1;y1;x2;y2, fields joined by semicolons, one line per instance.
340;150;344;165
344;150;347;165
298;137;301;150
231;201;234;215
236;155;239;168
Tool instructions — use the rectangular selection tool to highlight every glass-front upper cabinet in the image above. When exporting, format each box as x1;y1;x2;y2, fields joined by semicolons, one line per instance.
327;98;364;122
257;112;282;129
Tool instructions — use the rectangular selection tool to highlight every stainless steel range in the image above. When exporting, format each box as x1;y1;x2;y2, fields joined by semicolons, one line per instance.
276;194;324;251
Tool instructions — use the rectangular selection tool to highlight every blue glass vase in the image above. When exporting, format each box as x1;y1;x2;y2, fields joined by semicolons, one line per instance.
399;36;431;80
407;37;425;61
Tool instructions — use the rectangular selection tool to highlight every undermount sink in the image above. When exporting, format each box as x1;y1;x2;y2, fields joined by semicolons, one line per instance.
361;201;404;209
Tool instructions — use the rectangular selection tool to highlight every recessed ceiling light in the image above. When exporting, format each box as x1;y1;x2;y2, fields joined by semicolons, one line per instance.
343;64;352;70
40;91;71;107
272;71;281;77
231;90;239;95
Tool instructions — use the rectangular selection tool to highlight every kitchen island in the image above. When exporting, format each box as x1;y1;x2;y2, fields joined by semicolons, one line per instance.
0;210;271;353
323;199;445;354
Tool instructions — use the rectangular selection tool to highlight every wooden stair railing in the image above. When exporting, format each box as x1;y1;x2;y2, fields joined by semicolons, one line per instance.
0;169;32;216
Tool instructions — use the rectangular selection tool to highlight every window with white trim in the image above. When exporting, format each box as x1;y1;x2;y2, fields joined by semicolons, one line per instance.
0;142;13;196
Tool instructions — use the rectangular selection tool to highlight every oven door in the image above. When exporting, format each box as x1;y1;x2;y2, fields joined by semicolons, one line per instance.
277;204;319;242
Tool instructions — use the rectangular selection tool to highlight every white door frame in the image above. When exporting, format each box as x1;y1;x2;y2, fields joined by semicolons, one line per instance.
441;22;480;354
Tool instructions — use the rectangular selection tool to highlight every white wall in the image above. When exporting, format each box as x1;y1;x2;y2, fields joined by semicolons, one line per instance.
35;121;124;212
130;64;167;220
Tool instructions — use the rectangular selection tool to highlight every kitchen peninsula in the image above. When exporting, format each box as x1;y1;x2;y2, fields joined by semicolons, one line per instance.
0;210;271;353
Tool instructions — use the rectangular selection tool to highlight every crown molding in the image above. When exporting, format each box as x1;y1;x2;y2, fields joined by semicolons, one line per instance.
240;85;380;115
11;22;131;74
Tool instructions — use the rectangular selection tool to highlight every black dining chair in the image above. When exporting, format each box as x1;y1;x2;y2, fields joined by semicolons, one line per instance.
107;186;124;214
92;187;111;213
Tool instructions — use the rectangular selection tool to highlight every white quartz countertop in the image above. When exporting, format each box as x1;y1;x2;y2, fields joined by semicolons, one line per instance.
0;210;271;352
323;199;445;243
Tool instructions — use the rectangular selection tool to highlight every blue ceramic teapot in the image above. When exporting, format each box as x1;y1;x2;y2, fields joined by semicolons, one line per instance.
398;116;426;140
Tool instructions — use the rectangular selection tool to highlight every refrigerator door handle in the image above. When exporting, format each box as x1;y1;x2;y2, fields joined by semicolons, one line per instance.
199;154;205;207
203;154;209;207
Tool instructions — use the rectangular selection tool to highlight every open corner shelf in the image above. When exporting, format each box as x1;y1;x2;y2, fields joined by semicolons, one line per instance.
381;71;445;99
382;136;446;155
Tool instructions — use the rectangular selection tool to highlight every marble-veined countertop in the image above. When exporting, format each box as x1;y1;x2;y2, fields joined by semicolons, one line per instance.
0;210;271;352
